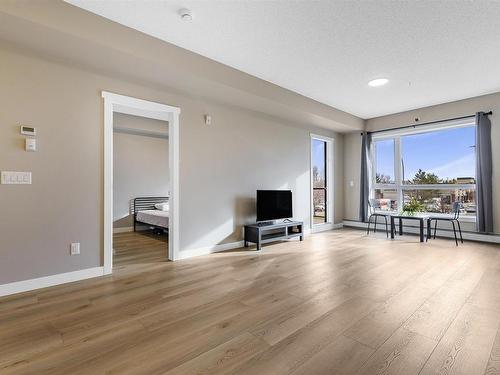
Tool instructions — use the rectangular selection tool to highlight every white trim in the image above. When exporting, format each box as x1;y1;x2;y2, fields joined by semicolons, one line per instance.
343;220;500;244
169;111;180;261
178;241;245;260
102;91;181;273
401;184;476;190
102;92;180;116
113;226;134;234
103;98;113;274
374;184;476;191
310;134;334;230
395;136;402;206
309;222;343;234
310;133;334;142
371;117;475;140
0;267;105;298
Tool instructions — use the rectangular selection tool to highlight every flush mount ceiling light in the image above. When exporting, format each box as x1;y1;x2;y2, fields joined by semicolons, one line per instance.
368;78;389;87
179;8;193;21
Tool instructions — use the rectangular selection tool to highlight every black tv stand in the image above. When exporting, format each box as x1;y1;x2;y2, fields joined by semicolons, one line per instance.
256;221;274;227
244;221;303;251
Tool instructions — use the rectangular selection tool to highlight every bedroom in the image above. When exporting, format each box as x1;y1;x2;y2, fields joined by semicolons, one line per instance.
113;113;170;266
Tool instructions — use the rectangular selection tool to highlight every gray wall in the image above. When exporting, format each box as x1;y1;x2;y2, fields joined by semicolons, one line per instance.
179;108;344;250
113;114;169;229
0;1;364;134
344;92;500;234
0;47;344;284
343;132;362;221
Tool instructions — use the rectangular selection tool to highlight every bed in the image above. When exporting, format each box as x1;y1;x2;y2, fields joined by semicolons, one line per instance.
133;197;169;232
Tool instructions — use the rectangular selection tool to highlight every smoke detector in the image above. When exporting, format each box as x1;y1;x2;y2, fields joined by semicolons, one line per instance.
179;8;193;21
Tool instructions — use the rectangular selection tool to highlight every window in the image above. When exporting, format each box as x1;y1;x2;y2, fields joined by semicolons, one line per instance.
312;138;327;224
371;120;476;218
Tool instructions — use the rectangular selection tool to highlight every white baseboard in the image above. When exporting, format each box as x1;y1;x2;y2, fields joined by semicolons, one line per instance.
178;240;245;260
0;267;105;298
113;226;134;233
307;222;343;234
179;223;345;260
343;220;500;244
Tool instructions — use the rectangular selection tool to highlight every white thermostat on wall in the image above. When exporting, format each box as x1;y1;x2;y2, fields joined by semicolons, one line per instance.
20;125;36;136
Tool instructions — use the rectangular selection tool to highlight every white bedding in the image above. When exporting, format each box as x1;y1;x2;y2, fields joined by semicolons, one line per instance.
136;209;169;228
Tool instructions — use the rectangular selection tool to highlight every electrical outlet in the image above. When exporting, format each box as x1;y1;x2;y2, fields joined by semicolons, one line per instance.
70;242;80;255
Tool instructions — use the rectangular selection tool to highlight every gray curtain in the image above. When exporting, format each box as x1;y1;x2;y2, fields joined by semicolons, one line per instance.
475;112;493;233
359;132;372;222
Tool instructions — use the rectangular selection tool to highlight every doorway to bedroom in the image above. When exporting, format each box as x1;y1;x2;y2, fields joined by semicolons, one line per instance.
112;113;170;267
102;92;180;274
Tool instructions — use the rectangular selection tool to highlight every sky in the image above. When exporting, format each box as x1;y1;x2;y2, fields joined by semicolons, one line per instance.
312;139;326;180
376;126;476;182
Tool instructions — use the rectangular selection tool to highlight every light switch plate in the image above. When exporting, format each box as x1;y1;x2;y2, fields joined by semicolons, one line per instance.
25;138;37;152
70;243;80;255
1;171;32;184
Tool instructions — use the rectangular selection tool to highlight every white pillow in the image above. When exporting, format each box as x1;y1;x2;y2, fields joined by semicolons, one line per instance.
155;202;169;211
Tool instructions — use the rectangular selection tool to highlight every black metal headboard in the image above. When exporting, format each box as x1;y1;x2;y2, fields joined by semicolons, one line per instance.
133;197;169;213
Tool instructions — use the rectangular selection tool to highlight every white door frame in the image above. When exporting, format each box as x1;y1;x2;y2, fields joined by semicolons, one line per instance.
310;134;334;232
102;91;180;274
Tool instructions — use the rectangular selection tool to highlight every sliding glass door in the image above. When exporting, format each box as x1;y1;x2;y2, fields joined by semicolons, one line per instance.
311;135;333;226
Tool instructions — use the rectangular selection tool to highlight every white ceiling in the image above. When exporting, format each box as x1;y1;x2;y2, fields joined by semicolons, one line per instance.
66;0;500;119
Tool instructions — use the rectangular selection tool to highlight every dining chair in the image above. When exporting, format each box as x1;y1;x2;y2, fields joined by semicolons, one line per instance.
427;201;464;246
367;199;390;238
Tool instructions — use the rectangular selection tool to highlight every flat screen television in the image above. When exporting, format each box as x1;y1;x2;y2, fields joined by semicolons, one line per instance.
257;190;293;222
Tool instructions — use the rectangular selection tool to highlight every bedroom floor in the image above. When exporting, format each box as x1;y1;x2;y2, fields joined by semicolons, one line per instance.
113;231;168;267
1;228;499;374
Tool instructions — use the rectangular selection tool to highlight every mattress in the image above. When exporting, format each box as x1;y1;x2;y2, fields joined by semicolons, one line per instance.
136;209;169;228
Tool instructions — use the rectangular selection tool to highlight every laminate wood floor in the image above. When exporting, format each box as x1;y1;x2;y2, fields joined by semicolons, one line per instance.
113;231;168;267
1;229;499;375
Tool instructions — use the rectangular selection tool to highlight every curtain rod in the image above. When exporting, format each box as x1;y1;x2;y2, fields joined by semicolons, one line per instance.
361;111;492;135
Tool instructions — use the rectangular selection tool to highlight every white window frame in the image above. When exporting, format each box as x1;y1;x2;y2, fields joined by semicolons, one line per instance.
371;118;476;221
